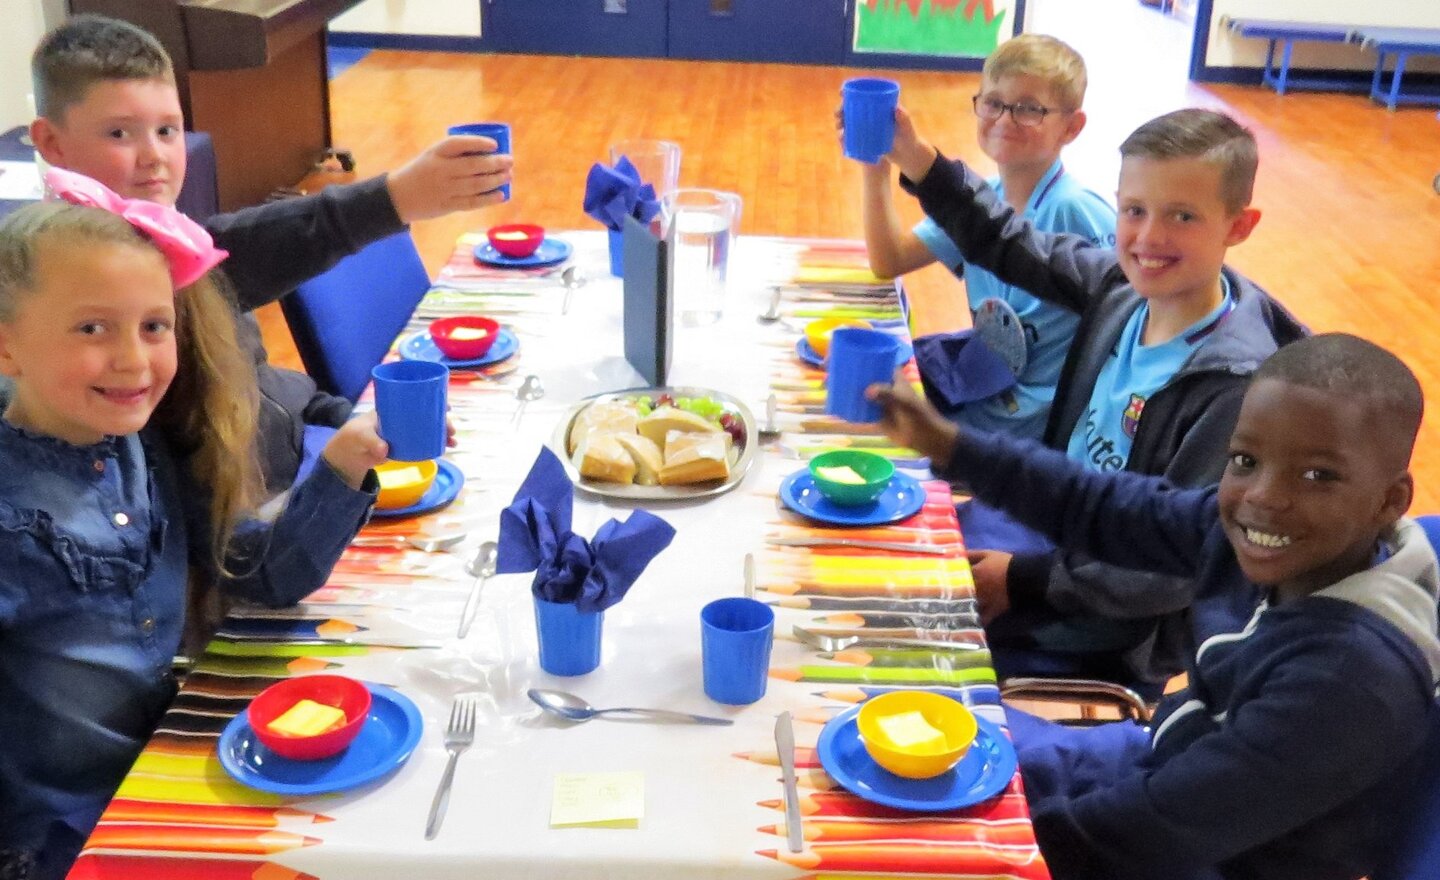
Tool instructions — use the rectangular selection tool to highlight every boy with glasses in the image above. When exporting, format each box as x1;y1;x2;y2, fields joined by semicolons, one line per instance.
857;34;1115;443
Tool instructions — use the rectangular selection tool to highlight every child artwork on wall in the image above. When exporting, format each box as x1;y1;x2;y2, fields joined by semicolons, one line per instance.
854;0;1015;58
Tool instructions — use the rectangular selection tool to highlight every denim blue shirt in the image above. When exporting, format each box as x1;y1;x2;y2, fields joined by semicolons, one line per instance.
0;420;376;879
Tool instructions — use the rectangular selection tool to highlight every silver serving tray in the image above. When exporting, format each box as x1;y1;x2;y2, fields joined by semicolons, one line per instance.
551;386;757;501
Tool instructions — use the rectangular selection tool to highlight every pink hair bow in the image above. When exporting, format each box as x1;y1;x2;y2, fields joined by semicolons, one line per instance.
43;168;228;289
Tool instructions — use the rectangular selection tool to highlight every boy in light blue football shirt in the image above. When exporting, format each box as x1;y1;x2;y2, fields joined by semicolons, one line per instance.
860;34;1115;441
1067;277;1234;472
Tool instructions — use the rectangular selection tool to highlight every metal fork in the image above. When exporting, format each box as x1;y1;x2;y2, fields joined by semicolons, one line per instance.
424;694;477;840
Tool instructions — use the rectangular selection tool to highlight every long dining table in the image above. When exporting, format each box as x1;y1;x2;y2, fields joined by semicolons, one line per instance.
71;230;1051;880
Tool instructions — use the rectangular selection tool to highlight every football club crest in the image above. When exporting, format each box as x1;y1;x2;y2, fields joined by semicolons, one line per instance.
1122;394;1146;438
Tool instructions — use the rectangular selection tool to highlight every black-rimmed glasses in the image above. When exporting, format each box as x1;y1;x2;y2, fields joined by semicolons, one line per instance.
971;94;1062;127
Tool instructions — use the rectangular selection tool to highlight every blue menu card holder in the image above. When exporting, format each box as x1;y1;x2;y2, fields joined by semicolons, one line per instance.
622;214;673;387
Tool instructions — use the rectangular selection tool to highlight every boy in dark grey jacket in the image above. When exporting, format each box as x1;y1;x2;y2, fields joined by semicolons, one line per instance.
880;106;1307;687
870;333;1439;880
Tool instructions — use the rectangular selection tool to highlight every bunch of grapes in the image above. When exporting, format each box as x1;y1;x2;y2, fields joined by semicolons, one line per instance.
630;393;744;444
718;412;745;445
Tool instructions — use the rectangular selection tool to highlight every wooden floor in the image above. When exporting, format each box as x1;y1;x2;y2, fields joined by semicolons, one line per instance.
259;32;1440;509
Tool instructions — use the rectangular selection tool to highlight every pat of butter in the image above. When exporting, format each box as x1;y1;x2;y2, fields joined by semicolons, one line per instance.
449;327;490;340
268;699;346;737
815;465;866;485
877;710;947;752
377;465;424;489
494;231;530;240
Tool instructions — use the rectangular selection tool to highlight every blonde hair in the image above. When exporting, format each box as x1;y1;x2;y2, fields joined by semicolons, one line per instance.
0;202;262;572
983;34;1088;112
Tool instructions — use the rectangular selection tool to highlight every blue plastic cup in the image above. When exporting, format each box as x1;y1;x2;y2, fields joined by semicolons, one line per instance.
371;360;449;462
826;327;903;424
534;597;603;676
842;78;901;164
448;122;511;200
701;597;775;705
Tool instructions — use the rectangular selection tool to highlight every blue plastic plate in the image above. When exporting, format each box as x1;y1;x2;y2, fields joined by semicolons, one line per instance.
399;326;518;369
796;336;913;369
472;237;572;269
779;469;925;526
218;683;423;796
816;703;1017;812
370;459;464;519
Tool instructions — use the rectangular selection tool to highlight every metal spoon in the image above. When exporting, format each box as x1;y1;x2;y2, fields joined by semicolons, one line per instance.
560;266;586;315
527;688;733;726
457;541;498;638
756;286;783;323
512;374;544;426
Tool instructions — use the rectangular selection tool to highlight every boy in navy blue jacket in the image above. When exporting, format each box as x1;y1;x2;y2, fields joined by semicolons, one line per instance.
870;333;1440;880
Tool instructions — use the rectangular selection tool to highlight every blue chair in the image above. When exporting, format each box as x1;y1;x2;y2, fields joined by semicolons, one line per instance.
281;231;431;402
1370;703;1440;879
1415;514;1440;557
1370;514;1440;879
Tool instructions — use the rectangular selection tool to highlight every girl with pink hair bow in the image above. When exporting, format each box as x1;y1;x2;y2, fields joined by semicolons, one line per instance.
0;173;386;880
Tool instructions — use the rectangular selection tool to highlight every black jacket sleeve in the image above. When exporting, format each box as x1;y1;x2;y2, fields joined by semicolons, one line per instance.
900;152;1127;316
205;175;405;312
936;430;1216;579
1006;381;1246;619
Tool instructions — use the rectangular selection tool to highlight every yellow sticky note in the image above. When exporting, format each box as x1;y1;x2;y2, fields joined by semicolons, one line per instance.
550;772;644;829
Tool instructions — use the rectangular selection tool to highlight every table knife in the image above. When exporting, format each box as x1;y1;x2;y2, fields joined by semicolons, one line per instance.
775;711;804;853
766;535;948;555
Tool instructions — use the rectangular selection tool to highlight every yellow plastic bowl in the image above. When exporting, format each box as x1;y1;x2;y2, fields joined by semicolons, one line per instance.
856;691;977;779
374;459;439;510
805;318;872;360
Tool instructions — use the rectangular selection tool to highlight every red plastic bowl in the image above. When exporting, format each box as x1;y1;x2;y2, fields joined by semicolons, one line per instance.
248;675;372;761
430;316;501;360
487;223;545;258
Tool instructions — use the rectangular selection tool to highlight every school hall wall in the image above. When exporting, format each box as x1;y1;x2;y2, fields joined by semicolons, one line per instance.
331;0;480;38
1;0;66;131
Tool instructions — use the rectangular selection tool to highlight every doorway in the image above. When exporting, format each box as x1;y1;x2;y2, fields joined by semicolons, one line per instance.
1022;0;1211;191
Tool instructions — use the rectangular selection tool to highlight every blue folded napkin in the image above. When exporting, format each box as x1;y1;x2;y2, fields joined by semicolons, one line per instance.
913;329;1018;412
497;448;676;612
583;156;662;233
